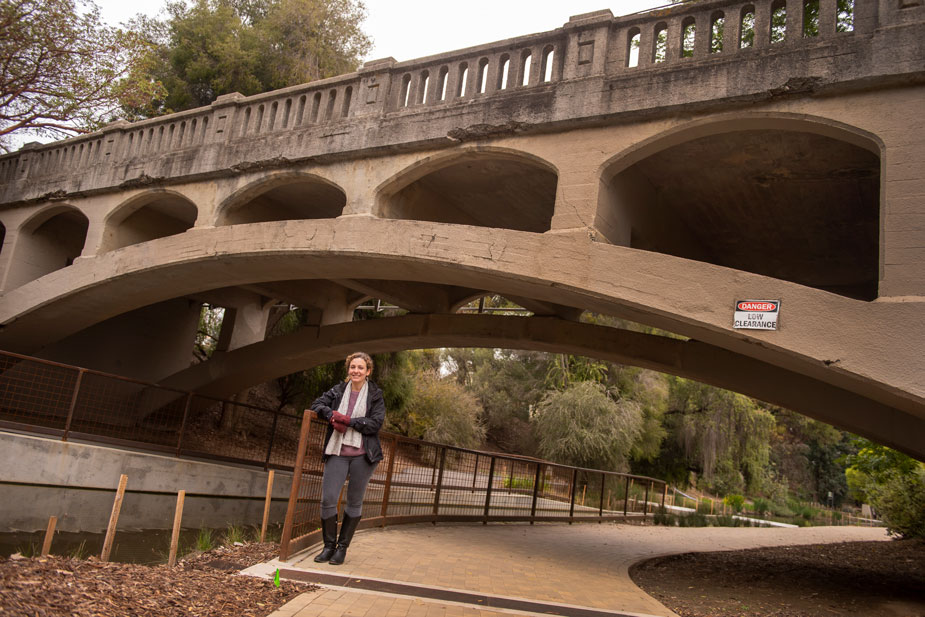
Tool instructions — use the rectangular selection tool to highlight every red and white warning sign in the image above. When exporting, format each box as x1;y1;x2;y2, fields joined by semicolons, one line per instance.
733;300;780;331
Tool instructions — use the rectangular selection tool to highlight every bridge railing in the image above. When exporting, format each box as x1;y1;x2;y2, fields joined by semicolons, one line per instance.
0;0;890;190
279;409;667;560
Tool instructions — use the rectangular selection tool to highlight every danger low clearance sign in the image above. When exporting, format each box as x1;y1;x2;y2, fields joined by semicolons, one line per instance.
733;300;780;331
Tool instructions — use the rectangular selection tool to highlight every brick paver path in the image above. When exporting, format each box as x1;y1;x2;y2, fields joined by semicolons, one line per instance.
255;522;889;617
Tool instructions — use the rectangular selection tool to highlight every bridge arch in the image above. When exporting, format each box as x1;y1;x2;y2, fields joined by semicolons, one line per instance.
375;147;559;232
159;313;925;460
597;113;883;300
3;204;88;289
100;190;198;254
215;171;347;226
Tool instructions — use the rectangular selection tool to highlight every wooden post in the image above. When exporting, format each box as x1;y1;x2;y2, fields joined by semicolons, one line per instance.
41;516;57;556
279;411;313;562
168;490;185;567
260;470;275;543
100;474;128;562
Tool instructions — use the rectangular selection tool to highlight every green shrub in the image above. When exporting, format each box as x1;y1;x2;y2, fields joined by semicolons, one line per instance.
678;512;709;527
724;494;745;513
225;524;247;545
870;469;925;539
752;498;770;517
696;499;713;515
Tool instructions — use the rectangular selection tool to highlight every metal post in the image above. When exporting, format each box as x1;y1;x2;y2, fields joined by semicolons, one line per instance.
62;369;85;442
472;456;479;492
483;456;496;524
599;472;606;518
433;447;447;523
661;483;668;510
263;409;280;470
623;478;631;517
380;436;398;525
430;447;438;489
175;393;193;457
530;463;542;524
644;481;651;518
568;468;578;522
508;461;515;494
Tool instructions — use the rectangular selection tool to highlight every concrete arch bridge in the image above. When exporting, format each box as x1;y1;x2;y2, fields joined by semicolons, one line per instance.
0;1;923;458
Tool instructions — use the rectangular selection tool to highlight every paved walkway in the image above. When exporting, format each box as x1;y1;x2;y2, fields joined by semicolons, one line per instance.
244;522;889;617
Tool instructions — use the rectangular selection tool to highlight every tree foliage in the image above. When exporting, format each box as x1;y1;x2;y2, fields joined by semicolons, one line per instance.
0;0;163;150
128;0;371;116
532;381;642;471
667;378;775;494
393;369;485;449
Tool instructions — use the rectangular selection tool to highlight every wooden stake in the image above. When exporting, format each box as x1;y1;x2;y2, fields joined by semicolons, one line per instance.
100;474;127;562
41;516;57;556
168;490;185;567
260;470;275;543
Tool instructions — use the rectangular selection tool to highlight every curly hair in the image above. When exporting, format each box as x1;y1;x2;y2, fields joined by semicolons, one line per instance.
344;351;373;375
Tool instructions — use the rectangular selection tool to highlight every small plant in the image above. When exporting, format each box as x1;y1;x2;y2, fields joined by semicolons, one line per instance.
195;528;214;552
261;523;282;544
68;540;88;559
503;476;535;490
16;542;39;558
696;499;713;515
225;524;247;545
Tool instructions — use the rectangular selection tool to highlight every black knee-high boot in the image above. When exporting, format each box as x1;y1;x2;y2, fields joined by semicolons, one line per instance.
313;516;338;563
328;513;360;565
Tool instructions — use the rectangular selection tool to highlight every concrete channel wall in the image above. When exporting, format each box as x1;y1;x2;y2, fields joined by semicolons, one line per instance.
0;431;292;533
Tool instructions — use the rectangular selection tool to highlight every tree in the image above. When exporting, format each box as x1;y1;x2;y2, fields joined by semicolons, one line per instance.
532;381;643;471
666;378;775;494
129;0;371;116
0;0;162;151
393;369;486;449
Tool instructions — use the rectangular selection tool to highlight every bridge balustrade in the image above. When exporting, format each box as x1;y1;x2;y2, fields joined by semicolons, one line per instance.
0;0;885;192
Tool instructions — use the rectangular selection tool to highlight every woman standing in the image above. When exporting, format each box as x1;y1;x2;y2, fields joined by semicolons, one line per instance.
310;352;385;565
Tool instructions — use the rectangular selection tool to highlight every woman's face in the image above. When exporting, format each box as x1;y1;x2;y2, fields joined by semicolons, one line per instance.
348;358;371;386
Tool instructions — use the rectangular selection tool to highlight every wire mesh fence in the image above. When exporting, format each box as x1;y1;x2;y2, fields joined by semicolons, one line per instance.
0;350;302;469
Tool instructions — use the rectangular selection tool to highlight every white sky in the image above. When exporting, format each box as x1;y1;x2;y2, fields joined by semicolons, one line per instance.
98;0;671;63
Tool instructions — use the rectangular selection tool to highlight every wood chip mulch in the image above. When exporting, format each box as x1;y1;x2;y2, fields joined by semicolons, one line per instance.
631;538;925;617
0;543;315;617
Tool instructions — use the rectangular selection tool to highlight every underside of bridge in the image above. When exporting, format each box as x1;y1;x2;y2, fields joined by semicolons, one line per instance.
1;0;923;463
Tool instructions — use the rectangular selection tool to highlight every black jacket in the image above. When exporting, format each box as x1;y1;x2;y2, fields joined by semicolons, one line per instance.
310;380;386;464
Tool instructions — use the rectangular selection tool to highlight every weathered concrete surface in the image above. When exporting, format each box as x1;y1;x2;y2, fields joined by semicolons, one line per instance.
0;432;291;531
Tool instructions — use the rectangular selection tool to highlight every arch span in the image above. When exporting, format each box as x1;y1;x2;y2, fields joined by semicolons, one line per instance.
0;217;920;444
4;204;88;290
161;313;925;460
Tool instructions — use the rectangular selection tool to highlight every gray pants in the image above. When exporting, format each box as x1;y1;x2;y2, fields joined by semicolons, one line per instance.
320;455;379;518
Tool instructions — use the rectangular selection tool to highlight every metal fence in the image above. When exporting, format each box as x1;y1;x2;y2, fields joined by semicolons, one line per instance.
0;350;303;470
0;349;669;560
280;410;667;560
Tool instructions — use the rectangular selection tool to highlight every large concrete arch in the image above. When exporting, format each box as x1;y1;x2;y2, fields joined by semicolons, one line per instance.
0;217;920;413
158;313;925;460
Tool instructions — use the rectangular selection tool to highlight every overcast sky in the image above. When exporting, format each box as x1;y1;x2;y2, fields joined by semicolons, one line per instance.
98;0;671;63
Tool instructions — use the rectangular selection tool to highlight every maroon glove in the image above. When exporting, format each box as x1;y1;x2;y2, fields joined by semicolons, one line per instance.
332;421;348;434
331;411;351;425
